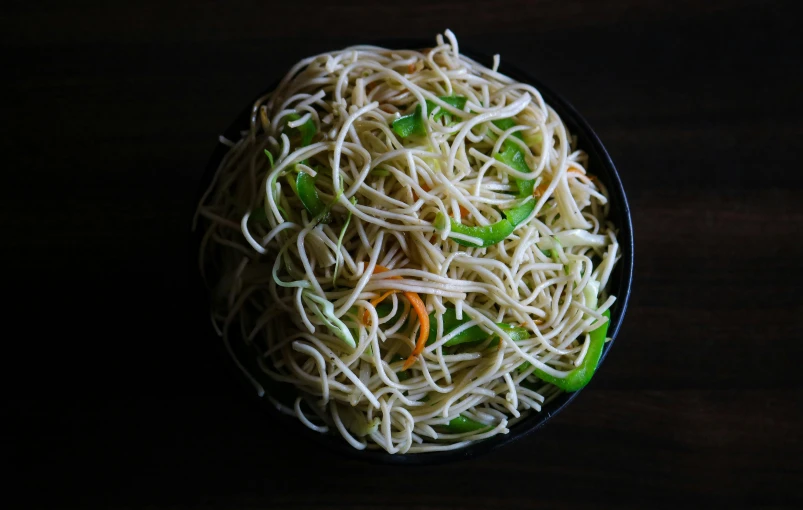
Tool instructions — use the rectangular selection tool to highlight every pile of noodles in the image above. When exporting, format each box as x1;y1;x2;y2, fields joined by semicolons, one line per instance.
194;30;620;453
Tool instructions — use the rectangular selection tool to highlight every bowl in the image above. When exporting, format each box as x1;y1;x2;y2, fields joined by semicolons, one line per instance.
193;40;634;465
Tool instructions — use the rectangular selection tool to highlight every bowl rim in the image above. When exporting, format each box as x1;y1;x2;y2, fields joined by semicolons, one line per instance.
193;39;634;466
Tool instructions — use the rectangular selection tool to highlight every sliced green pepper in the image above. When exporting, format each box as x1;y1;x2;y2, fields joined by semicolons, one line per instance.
425;307;529;347
391;105;427;137
373;303;529;350
427;95;467;123
392;95;468;137
493;118;535;198
437;118;536;248
433;198;535;248
283;115;329;222
284;113;316;148
296;172;331;223
374;301;405;326
533;310;611;391
487;323;530;347
433;212;514;248
442;415;490;433
390;355;411;382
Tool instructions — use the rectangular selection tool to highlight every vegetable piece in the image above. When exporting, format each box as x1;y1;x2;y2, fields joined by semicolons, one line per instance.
362;266;403;325
442;415;490;433
362;290;399;325
433;198;534;248
583;279;600;313
401;291;429;370
284;113;316;147
426;307;529;347
296;172;331;223
374;301;405;326
391;355;411;382
360;266;429;370
426;95;467;122
264;149;275;166
302;290;356;348
332;197;356;286
392;95;468;137
537;229;607;249
486;323;530;347
340;410;380;437
392;105;426;137
503;200;536;227
433;212;515;248
305;228;336;268
533;310;611;391
492;118;523;138
436;118;537;247
285;114;326;219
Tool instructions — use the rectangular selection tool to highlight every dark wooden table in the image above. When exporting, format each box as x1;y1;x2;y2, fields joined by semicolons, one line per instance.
4;1;801;508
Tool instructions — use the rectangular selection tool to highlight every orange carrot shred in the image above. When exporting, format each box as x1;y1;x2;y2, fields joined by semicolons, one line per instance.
367;265;429;371
361;265;403;325
362;290;399;325
401;291;429;370
459;205;469;219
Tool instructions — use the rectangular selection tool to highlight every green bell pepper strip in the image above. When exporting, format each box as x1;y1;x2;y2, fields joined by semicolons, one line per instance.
427;95;467;122
392;95;468;137
443;415;490;433
433;212;514;248
374;301;405;325
371;303;529;350
296;172;331;223
391;105;426;137
284;113;316;148
390;355;411;382
492;118;534;197
426;307;529;347
435;118;536;248
282;114;331;223
533;309;611;391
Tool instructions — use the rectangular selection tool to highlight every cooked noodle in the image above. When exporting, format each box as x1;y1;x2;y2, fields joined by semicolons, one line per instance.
195;30;619;453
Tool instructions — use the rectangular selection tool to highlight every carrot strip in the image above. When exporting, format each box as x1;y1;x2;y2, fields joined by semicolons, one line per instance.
401;291;429;370
367;265;429;370
361;265;402;325
412;182;430;202
362;289;399;325
458;205;469;219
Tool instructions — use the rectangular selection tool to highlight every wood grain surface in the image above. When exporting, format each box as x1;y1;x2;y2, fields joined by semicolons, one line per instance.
3;1;801;508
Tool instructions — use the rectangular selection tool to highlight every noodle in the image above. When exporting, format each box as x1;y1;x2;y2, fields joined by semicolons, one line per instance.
196;30;619;453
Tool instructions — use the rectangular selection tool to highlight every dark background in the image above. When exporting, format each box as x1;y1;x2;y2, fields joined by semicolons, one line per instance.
4;1;802;508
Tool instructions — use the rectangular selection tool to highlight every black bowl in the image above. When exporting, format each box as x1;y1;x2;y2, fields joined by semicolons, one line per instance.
194;41;634;465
